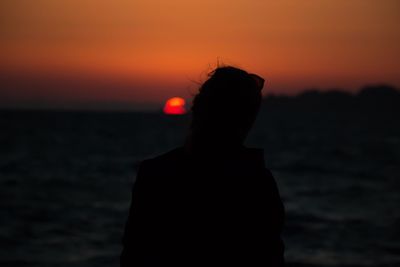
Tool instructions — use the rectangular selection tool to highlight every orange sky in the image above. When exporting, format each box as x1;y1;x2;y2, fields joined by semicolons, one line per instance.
0;0;399;109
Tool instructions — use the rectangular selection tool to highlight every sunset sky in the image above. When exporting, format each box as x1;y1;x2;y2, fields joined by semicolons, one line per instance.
1;0;399;110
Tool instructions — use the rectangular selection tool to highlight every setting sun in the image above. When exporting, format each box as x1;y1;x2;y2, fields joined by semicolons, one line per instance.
163;97;186;115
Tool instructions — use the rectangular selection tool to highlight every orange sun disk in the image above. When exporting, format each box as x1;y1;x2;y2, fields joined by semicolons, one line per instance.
163;97;186;115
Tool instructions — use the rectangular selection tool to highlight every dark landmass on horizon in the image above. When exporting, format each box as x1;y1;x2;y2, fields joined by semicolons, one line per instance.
262;84;400;113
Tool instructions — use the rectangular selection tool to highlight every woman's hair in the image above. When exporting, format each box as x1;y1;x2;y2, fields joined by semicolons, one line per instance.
191;66;264;139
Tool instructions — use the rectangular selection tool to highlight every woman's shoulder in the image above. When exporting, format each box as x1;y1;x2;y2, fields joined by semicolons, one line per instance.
139;147;186;170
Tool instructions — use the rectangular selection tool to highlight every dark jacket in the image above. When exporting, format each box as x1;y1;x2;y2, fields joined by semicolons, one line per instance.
121;146;285;266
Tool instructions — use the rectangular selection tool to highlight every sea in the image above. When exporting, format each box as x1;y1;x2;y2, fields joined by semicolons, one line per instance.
1;101;399;266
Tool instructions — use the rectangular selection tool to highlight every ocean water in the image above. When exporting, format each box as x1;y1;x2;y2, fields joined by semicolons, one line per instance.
1;107;399;267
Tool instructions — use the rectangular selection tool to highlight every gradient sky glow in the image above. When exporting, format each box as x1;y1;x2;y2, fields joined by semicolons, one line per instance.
1;0;399;109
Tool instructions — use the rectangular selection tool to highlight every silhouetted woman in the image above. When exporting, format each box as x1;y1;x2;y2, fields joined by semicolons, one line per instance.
121;66;285;266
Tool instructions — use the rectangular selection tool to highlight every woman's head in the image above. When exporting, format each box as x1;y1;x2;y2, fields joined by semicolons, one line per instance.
190;66;264;145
